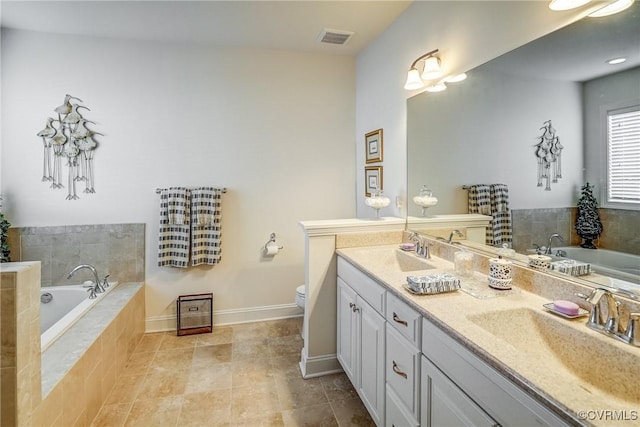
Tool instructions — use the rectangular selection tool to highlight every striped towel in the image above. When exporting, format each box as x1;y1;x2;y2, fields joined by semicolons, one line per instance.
489;184;512;247
190;187;223;266
158;187;191;268
467;184;512;247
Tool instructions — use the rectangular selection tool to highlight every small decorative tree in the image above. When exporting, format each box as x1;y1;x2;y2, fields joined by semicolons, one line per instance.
0;211;10;262
575;182;603;249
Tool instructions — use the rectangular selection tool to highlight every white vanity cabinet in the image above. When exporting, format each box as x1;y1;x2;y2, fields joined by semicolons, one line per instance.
337;258;386;426
422;319;570;427
421;356;497;426
337;254;570;427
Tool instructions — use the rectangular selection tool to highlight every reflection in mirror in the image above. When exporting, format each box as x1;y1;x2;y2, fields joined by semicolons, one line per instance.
406;5;640;293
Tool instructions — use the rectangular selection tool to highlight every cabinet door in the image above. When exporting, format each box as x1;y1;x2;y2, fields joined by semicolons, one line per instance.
337;278;358;385
421;356;497;427
359;297;386;426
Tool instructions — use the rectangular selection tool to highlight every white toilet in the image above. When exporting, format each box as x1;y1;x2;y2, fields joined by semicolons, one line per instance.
295;285;306;309
295;285;306;339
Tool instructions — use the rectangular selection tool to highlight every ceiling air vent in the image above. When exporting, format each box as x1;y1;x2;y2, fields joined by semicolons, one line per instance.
317;28;354;45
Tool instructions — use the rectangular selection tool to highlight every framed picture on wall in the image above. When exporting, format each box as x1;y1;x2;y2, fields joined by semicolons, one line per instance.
365;166;383;197
365;128;383;163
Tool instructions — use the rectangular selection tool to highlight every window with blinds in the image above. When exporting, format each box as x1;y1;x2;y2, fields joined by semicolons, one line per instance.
607;106;640;205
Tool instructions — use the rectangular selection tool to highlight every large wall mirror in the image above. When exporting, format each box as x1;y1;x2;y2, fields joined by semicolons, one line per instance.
407;4;640;293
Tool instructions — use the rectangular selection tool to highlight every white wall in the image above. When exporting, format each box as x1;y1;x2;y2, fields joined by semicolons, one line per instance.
407;67;583;213
355;1;590;218
1;29;356;329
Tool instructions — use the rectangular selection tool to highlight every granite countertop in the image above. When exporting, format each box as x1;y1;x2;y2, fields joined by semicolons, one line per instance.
336;244;640;427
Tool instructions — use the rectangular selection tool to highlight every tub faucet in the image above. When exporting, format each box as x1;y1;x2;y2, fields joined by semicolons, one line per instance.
545;233;564;255
67;264;105;293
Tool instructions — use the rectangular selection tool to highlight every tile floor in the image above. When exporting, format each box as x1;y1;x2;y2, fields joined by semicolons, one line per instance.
90;317;375;426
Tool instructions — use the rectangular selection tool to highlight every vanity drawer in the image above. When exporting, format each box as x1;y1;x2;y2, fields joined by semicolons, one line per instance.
386;325;421;419
386;384;419;427
386;292;421;348
337;256;386;315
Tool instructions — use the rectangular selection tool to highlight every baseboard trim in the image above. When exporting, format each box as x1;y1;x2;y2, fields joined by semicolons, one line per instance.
299;350;342;379
145;303;303;333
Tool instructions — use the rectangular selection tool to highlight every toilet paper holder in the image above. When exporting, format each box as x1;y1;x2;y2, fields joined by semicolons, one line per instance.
263;232;284;255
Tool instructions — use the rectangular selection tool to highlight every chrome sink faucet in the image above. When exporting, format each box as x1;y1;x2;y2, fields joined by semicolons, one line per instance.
584;288;621;334
447;229;463;244
620;312;640;346
409;232;431;259
578;288;639;347
67;264;107;297
544;233;564;255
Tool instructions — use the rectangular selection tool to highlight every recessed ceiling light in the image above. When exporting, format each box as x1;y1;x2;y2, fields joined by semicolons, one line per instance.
607;57;627;65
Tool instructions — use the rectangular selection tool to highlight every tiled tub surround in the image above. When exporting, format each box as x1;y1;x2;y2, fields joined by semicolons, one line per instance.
38;282;144;426
337;237;640;426
7;223;145;286
0;261;144;426
511;207;640;256
1;262;41;427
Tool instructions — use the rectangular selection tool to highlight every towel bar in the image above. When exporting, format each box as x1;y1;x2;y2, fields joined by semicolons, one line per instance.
155;187;227;194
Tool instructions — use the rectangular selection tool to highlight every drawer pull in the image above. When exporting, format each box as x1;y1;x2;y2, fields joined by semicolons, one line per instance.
349;302;355;309
392;312;408;327
392;361;408;379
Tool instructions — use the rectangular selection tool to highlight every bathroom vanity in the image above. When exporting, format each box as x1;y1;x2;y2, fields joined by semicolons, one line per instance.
336;242;640;427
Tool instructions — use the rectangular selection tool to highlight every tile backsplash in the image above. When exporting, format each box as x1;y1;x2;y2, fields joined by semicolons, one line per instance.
512;208;639;256
7;223;145;286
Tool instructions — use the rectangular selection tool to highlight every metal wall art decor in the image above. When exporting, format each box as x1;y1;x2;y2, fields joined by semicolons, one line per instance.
36;94;102;200
534;120;563;191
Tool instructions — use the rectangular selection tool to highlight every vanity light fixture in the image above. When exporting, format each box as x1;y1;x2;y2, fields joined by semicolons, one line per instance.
589;0;635;17
548;0;634;15
549;0;591;10
404;49;443;90
444;73;468;83
425;83;447;92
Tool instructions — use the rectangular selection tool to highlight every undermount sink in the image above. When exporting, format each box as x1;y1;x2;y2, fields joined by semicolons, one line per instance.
468;308;640;403
361;247;436;272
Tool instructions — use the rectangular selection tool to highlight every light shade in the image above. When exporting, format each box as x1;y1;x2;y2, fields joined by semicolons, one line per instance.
444;73;468;83
404;68;425;90
425;83;447;92
421;56;443;80
589;0;634;17
549;0;591;10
